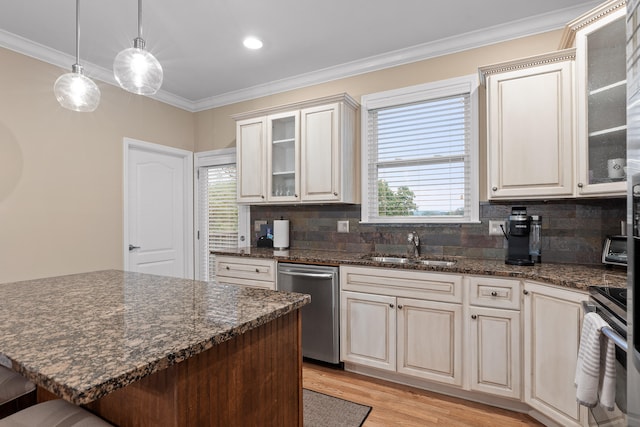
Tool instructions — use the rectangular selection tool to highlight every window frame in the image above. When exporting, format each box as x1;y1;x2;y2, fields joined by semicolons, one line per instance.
360;74;480;224
194;148;249;281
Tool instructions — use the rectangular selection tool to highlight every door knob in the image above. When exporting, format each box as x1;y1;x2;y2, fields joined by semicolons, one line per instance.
128;244;140;251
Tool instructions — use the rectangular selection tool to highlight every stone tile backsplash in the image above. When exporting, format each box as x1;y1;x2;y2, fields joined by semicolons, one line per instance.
251;198;626;265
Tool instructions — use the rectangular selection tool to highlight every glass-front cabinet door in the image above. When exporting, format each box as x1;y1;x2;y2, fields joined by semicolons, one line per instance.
575;4;626;196
267;111;300;202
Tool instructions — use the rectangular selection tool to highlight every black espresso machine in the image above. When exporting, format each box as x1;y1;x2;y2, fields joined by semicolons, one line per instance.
504;206;540;266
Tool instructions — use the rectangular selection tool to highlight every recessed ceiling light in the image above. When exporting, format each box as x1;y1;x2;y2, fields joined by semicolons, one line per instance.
243;37;263;50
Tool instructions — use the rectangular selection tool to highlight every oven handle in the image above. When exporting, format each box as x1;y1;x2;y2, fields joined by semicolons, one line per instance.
581;301;628;352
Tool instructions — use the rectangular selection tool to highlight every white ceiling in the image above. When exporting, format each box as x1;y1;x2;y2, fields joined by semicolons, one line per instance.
0;0;601;111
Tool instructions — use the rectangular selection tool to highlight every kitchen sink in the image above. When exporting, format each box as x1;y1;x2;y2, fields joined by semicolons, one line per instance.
368;256;413;264
416;259;457;267
365;256;457;267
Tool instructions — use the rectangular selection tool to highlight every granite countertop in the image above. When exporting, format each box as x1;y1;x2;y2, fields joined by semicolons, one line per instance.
0;270;310;405
214;248;627;290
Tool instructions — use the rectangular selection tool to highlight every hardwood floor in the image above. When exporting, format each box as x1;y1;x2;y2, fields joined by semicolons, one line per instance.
302;362;543;427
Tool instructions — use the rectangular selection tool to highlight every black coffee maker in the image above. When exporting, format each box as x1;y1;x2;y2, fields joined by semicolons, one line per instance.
505;206;534;266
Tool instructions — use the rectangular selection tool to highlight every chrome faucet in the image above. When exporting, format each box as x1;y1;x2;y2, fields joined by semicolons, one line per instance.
407;231;420;258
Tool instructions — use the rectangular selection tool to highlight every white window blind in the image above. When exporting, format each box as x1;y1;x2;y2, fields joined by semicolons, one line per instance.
362;76;479;224
198;164;239;281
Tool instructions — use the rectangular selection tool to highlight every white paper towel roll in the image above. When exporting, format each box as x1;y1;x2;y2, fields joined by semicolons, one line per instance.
273;219;290;249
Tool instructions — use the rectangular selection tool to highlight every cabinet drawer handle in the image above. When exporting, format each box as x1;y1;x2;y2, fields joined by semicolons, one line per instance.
389;303;394;308
491;291;498;297
471;314;477;320
523;290;529;295
225;266;230;270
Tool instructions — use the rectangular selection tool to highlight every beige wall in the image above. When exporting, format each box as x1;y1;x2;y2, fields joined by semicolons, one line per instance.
0;28;562;283
0;47;194;283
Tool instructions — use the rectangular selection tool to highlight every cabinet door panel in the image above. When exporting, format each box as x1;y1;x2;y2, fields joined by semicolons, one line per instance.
397;298;462;386
524;282;587;427
236;118;267;203
340;291;396;371
301;104;340;201
469;307;521;399
487;60;574;199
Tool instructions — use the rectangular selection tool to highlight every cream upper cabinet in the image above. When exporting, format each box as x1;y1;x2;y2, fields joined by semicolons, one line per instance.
267;111;300;203
481;50;576;200
233;94;359;205
236;117;268;203
561;0;627;197
523;281;588;427
301;102;357;203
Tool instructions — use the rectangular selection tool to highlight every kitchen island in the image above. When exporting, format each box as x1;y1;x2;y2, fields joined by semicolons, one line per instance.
0;270;310;426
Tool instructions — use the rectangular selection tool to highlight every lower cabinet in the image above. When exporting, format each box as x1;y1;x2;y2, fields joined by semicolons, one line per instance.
397;298;462;386
341;267;590;427
523;281;588;427
467;306;521;399
341;291;396;371
214;256;276;290
467;276;522;400
340;266;463;387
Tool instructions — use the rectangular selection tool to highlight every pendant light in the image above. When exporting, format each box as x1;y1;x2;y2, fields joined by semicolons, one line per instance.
113;0;163;95
53;0;100;112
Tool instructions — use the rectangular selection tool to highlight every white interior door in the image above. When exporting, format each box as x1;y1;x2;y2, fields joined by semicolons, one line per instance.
124;139;193;279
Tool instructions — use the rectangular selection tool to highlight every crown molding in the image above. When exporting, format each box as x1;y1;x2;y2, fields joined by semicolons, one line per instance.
0;1;602;113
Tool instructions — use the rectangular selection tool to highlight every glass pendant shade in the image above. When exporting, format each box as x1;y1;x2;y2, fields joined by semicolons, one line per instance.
113;39;163;95
54;64;101;112
54;0;100;112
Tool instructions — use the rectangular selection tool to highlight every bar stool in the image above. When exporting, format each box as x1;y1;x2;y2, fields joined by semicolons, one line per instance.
0;366;112;426
0;366;35;418
0;399;112;426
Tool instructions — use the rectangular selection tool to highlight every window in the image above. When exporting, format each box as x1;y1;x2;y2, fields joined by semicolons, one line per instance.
361;75;479;224
196;149;248;281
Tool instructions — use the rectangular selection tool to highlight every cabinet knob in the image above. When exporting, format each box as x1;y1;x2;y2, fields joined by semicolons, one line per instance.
523;290;529;295
261;195;265;199
255;268;260;273
389;303;394;308
471;314;477;320
491;291;498;297
492;186;497;191
294;194;298;198
334;192;338;196
398;305;403;310
577;183;583;188
225;266;230;270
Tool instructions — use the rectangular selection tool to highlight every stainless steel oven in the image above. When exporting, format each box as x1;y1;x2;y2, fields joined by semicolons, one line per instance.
584;287;629;425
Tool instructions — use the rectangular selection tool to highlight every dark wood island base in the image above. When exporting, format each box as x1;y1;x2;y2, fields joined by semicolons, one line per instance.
39;311;303;427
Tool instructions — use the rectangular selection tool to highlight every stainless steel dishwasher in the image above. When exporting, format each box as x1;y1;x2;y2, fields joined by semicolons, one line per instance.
277;263;339;364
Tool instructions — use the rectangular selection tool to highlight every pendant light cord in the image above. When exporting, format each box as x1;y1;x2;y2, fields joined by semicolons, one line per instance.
75;0;80;65
138;0;143;40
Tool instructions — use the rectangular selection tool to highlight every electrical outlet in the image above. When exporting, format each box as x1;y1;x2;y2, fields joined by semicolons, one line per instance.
489;220;506;236
337;220;349;233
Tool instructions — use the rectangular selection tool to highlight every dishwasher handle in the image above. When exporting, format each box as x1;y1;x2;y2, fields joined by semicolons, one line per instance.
279;270;334;280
